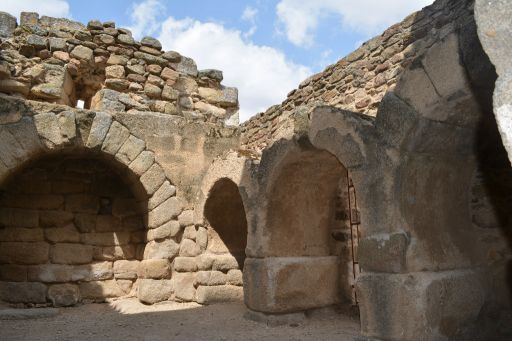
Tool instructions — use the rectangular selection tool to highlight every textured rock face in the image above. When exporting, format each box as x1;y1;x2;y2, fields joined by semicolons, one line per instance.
1;2;512;341
0;12;239;126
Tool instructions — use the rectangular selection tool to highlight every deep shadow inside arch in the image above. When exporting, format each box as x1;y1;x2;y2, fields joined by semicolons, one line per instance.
204;178;248;270
0;149;149;306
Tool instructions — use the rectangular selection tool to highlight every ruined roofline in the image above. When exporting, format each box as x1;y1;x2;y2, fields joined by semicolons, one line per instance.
239;0;474;154
0;11;240;126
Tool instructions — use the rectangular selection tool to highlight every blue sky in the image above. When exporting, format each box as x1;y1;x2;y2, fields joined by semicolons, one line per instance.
1;0;433;121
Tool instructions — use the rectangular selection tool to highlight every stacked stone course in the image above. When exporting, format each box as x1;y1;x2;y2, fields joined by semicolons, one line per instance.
240;0;474;154
0;12;239;126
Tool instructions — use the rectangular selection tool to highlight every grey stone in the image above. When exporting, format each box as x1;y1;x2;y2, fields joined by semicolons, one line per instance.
0;12;17;38
48;284;80;307
162;51;181;62
0;282;47;303
101;121;130;155
70;45;94;63
27;35;48;49
148;197;183;228
117;34;136;45
20;12;39;26
140;163;166;195
86;111;112;148
141;36;162;50
175;56;198;77
198;69;223;82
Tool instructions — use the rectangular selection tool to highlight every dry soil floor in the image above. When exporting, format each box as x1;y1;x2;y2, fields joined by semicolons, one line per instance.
0;299;361;341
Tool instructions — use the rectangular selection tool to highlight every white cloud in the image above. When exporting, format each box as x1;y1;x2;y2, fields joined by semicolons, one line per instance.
158;16;311;122
242;6;258;22
276;0;434;47
0;0;70;19
128;0;165;39
241;6;258;39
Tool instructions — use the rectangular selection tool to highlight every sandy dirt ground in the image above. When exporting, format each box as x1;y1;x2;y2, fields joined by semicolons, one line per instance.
0;299;361;341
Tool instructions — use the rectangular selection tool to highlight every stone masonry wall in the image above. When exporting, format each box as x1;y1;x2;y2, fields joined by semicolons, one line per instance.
0;12;239;126
0;155;144;306
240;0;473;154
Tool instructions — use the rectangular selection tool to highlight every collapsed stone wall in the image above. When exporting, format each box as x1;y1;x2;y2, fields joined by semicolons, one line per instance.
0;12;239;126
241;0;473;154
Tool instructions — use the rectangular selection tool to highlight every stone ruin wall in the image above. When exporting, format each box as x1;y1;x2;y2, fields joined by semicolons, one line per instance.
240;0;473;154
0;12;246;307
0;12;239;126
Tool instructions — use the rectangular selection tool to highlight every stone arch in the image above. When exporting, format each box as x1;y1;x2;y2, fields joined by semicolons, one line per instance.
203;178;248;270
0;109;183;306
192;152;254;303
354;22;511;340
244;134;365;314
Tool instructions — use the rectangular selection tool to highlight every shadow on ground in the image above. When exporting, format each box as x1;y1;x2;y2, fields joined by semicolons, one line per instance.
0;299;361;341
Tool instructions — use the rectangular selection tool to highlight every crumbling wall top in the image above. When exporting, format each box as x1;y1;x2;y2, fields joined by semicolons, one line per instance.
0;11;239;126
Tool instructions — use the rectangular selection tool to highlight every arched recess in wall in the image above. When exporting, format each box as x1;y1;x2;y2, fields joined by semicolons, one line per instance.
353;22;512;341
0;110;182;306
204;178;248;270
262;140;361;312
0;150;147;306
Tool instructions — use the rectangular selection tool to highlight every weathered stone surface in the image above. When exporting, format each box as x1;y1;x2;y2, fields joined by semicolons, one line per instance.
172;272;196;301
143;239;180;260
148;181;176;210
198;69;223;82
45;225;81;243
138;259;171;279
138;279;173;304
70;45;94;63
182;225;197;240
244;257;340;313
0;12;17;37
101;121;130;155
212;255;239;271
0;265;27;282
0;242;49;265
0;79;30;96
79;280;128;299
86;112;112;148
358;232;409;273
0;282;47;303
71;262;113;281
107;54;129;66
179;239;201;257
105;65;125;79
195;285;243;304
178;210;194;227
129;150;155;176
115;134;145;164
0;227;44;242
0;208;39;228
27;34;48;49
28;264;72;282
140;163;166;195
147;220;180;241
48;283;80;307
195;271;226;286
141;36;162;50
51;243;93;264
174;257;198;272
34;112;62;146
113;260;139;279
175;56;198;76
117;34;136;45
148;197;183;228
